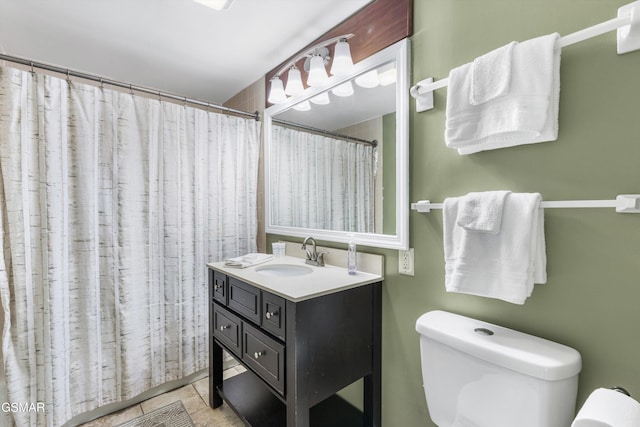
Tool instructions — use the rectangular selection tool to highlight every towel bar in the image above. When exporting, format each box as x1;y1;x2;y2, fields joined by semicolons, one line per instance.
411;194;640;213
411;0;640;112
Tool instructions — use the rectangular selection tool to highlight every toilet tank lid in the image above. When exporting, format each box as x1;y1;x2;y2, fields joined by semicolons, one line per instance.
415;310;582;381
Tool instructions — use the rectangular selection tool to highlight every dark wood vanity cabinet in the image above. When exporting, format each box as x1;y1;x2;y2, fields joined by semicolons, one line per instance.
208;267;382;427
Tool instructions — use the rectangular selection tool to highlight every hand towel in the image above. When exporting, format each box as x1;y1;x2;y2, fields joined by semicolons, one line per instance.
224;253;273;268
456;191;511;234
470;41;516;105
443;192;546;304
445;33;561;155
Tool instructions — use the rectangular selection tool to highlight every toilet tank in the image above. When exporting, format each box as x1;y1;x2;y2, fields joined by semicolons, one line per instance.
415;311;582;427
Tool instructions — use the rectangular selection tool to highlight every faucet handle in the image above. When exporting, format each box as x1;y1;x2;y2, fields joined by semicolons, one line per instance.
317;251;329;266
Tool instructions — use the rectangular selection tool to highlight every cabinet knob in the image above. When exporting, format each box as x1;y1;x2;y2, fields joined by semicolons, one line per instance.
214;283;222;290
219;325;229;331
254;351;264;359
265;311;278;319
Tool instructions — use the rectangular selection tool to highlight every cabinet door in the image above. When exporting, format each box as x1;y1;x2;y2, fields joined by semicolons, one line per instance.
212;304;241;357
228;278;260;323
212;271;227;305
261;292;286;340
242;322;285;395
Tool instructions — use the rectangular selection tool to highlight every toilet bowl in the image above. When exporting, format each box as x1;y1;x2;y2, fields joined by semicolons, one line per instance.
416;310;582;427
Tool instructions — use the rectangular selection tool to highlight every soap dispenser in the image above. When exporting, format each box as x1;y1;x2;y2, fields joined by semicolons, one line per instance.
347;234;357;275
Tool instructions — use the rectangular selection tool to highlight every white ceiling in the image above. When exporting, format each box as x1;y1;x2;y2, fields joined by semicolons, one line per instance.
0;0;373;104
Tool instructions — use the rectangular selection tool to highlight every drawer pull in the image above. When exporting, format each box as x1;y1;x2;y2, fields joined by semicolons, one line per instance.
219;325;230;331
254;351;265;359
265;311;278;319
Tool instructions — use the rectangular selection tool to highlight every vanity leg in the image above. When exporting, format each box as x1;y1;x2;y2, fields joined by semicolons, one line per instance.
286;402;310;427
364;373;381;427
209;268;224;409
210;341;223;408
364;282;382;427
286;301;310;427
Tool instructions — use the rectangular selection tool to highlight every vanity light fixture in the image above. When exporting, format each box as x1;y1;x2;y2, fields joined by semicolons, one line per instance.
267;34;355;107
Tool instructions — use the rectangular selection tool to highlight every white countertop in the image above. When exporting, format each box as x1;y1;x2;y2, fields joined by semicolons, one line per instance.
207;255;383;302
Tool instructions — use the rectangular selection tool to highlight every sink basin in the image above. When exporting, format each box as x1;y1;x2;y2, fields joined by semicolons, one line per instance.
255;264;313;277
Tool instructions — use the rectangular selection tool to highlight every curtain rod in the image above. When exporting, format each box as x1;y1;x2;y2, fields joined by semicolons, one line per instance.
0;53;260;121
272;118;378;147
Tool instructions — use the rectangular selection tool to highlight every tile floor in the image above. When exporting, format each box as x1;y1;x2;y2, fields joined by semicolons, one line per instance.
79;363;247;427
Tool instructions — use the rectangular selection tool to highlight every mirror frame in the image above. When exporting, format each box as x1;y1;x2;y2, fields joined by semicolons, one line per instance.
264;38;410;250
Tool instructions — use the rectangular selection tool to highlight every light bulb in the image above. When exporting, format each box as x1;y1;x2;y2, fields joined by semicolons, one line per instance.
293;100;311;111
330;38;354;76
332;81;354;97
378;66;397;86
355;70;379;88
307;55;329;87
310;92;330;105
285;66;304;96
268;77;287;104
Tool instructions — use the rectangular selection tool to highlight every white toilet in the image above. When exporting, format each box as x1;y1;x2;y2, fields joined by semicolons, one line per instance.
416;310;582;427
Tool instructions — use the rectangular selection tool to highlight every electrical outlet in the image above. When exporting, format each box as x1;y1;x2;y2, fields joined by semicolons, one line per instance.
399;248;414;276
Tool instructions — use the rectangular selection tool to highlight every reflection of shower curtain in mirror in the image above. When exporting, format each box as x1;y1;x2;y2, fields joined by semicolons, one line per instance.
0;65;259;427
271;125;375;233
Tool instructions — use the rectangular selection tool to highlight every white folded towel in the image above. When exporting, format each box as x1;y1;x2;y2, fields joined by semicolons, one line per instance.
470;41;516;105
443;192;546;304
445;33;561;155
224;253;273;268
456;191;511;234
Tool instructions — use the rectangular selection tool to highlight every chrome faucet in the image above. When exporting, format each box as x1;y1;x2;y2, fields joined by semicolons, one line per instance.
301;236;327;266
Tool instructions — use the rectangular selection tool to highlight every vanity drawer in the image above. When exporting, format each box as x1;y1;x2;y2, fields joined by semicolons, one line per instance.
212;304;241;356
262;292;286;339
242;322;285;395
212;271;227;305
228;278;260;323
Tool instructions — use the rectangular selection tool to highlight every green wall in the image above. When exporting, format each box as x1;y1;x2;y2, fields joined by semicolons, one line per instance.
271;0;640;425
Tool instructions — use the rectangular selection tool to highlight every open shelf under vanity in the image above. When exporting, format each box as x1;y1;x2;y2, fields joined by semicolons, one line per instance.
219;370;365;427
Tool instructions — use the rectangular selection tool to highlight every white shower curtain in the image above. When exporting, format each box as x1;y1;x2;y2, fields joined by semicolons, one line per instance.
270;125;375;232
0;65;259;426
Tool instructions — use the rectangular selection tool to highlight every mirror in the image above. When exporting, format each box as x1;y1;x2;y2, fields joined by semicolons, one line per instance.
264;39;409;250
